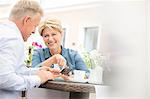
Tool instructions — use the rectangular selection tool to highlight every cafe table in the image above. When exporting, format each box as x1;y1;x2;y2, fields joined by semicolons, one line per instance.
40;80;97;99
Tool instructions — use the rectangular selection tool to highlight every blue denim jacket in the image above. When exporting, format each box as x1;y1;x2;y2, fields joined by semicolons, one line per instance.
32;47;89;72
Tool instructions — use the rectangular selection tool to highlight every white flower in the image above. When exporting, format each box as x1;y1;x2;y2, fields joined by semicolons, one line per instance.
89;49;105;68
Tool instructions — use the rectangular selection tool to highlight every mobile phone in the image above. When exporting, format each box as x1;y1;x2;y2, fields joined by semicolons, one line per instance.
60;67;72;76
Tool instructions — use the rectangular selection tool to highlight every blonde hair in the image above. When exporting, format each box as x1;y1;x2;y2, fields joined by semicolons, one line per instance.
9;0;43;20
38;18;63;36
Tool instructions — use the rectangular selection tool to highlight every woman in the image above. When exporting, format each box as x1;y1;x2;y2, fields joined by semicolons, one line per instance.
32;18;89;74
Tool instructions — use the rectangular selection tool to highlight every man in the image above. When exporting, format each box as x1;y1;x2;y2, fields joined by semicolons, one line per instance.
0;0;66;99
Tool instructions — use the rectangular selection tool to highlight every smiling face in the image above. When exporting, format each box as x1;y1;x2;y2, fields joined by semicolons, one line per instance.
21;13;41;41
42;27;62;50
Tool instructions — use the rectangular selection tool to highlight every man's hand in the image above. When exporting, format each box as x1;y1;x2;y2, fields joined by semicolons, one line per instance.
37;67;61;84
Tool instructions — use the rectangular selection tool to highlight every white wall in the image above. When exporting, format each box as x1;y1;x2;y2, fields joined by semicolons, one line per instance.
146;0;150;98
44;1;147;99
100;1;146;99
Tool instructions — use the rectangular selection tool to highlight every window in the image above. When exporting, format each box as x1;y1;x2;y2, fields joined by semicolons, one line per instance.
0;0;14;5
61;28;66;47
84;27;99;52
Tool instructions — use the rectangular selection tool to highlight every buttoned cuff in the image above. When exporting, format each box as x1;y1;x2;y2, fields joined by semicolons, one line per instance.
31;75;41;88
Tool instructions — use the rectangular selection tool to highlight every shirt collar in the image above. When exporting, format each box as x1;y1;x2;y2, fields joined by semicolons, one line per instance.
44;46;67;60
7;20;24;42
44;48;51;60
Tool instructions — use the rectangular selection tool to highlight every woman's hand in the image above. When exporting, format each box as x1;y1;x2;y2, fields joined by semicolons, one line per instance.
41;54;66;67
60;74;70;81
60;73;74;81
50;54;66;66
40;66;61;74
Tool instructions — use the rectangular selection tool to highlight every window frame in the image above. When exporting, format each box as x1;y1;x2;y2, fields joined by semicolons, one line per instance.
78;23;101;52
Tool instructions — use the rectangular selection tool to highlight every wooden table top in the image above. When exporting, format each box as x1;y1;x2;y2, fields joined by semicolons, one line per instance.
40;80;97;93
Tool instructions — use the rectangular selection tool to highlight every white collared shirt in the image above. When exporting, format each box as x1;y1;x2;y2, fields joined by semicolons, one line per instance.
0;20;41;99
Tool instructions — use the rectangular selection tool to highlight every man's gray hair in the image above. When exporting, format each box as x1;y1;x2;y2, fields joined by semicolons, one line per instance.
9;0;43;20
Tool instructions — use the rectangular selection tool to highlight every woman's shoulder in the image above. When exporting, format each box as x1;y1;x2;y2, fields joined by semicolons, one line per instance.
33;48;49;53
62;47;77;54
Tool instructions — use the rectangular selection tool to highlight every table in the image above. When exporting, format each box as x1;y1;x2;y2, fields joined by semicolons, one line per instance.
40;80;96;99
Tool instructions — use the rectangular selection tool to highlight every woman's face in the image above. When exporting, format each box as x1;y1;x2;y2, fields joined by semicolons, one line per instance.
42;27;62;50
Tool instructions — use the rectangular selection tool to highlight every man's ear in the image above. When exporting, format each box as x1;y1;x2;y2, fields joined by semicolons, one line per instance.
22;16;31;25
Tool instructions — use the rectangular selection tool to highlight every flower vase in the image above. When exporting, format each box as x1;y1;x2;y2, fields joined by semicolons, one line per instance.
88;66;103;84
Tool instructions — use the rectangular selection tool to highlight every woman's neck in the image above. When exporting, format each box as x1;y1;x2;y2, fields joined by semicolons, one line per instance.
50;47;62;55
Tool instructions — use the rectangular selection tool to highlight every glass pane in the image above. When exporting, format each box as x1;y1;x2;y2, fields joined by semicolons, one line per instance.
0;0;14;5
61;28;66;47
84;27;98;52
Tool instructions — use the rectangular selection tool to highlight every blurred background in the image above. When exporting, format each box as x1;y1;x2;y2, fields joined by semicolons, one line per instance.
0;0;150;99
